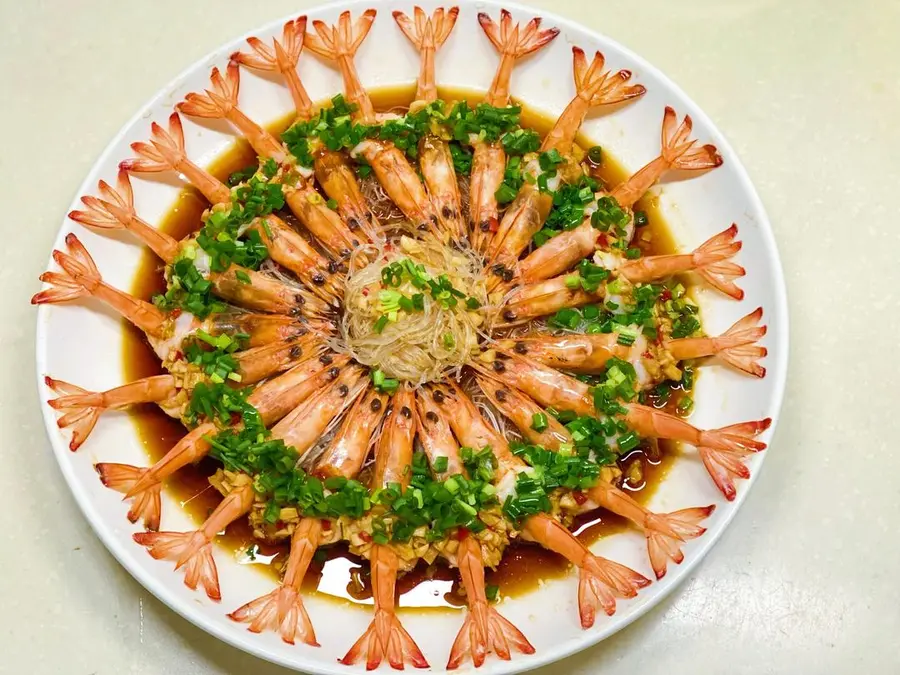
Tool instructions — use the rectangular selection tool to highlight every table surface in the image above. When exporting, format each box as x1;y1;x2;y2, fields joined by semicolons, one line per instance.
2;1;898;673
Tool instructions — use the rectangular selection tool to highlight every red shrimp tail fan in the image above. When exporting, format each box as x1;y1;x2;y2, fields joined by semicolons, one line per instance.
45;376;104;451
572;47;646;106
32;234;101;305
133;531;221;601
306;9;377;60
713;307;767;376
660;106;723;171
95;463;161;531
340;612;430;670
231;16;307;71
578;554;651;628
120;113;187;174
393;6;460;51
69;169;135;229
691;224;746;299
228;586;319;647
646;505;716;580
447;604;535;669
698;418;772;500
477;9;560;58
177;62;241;119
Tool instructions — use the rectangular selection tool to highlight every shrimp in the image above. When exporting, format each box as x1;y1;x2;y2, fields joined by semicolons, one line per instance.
501;307;767;378
415;388;534;668
134;481;255;600
32;233;170;343
229;387;386;645
486;48;644;274
341;387;429;670
71;170;331;316
120;113;342;300
610;106;723;210
500;273;595;324
469;10;559;252
176;63;363;259
477;377;713;579
476;349;772;499
270;365;366;452
205;311;325;348
306;10;436;233
44;375;178;452
440;382;649;628
251;352;350;426
394;6;464;241
233;20;383;243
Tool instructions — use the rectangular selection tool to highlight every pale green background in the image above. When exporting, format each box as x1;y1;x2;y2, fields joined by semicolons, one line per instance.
1;1;898;673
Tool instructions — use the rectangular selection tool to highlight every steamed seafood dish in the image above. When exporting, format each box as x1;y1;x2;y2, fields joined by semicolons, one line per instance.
34;7;770;670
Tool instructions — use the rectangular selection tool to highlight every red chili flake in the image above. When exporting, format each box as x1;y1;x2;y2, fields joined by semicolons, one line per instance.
320;519;332;531
489;218;499;233
171;308;182;318
455;527;470;541
359;531;372;543
596;233;609;248
572;490;588;506
643;351;653;359
230;412;242;425
362;287;369;296
660;288;673;301
173;350;184;361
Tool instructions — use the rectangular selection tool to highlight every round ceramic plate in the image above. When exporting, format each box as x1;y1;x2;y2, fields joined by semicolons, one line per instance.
35;0;788;672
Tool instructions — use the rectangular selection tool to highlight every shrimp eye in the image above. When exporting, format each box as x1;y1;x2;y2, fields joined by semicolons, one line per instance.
432;390;445;404
425;411;439;423
347;218;360;231
289;346;303;358
327;261;341;274
328;367;340;379
441;206;452;219
312;273;326;285
338;384;349;397
495;389;507;402
492;360;506;373
320;353;334;365
479;220;491;232
370;398;383;412
503;310;516;322
400;406;412;418
514;341;527;354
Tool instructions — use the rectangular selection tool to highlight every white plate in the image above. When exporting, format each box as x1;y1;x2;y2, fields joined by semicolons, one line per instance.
34;1;789;673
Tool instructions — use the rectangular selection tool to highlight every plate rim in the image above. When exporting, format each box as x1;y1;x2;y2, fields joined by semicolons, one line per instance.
34;0;790;672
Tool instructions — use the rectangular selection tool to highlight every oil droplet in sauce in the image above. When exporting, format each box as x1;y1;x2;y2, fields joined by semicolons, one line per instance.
123;86;686;612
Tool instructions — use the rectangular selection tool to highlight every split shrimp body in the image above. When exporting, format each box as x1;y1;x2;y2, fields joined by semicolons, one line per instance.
469;10;559;252
477;350;772;500
441;382;649;628
120;113;342;301
306;10;436;234
341;388;429;670
69;169;327;317
394;7;464;241
415;387;535;669
477;377;713;579
487;48;645;275
229;386;387;646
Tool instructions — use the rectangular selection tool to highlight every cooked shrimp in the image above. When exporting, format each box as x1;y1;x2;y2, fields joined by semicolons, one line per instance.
177;62;362;258
610;106;723;209
394;6;464;241
500;273;595;324
501;307;767;378
306;10;436;233
486;48;645;273
205;311;324;348
477;378;713;579
120;113;342;300
416;387;534;668
250;352;348;426
134;482;255;600
469;10;559;252
44;375;178;452
229;385;385;645
233;19;383;243
441;382;648;628
341;387;429;670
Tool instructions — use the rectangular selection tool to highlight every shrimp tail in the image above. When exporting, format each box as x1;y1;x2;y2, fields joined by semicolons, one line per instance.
577;553;651;628
306;9;377;60
645;505;715;580
69;170;134;229
177;62;240;120
714;307;767;376
691;224;746;299
573;47;646;106
133;530;220;601
120;113;188;173
660;106;723;170
478;10;559;59
447;535;533;669
699;419;772;500
44;377;103;451
232;17;313;119
95;463;161;531
393;7;460;102
31;233;100;304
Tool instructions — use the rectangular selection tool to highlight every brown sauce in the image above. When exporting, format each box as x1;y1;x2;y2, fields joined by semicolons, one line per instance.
123;86;686;611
